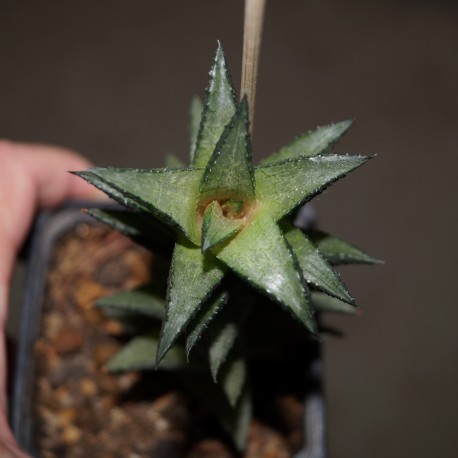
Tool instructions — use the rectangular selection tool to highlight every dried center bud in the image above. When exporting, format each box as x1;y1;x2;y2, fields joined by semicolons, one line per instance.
197;198;257;252
197;197;255;223
220;199;246;220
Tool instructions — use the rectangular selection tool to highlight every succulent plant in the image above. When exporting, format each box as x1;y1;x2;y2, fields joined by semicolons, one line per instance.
75;43;379;449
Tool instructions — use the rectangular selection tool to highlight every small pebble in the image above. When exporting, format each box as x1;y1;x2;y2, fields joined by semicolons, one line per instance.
57;408;77;427
54;328;84;355
79;377;98;397
55;387;74;408
94;341;120;367
103;319;125;335
62;425;82;444
118;372;140;391
98;373;119;393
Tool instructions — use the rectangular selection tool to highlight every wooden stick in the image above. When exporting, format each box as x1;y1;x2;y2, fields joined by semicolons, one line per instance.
241;0;267;132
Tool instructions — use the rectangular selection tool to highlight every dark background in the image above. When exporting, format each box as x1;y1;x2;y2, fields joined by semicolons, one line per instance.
2;1;457;457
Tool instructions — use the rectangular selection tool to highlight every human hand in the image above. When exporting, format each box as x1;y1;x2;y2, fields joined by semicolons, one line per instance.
0;141;103;457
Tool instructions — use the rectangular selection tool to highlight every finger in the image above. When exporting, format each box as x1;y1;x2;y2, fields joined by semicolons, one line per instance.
0;141;106;291
0;139;105;320
0;440;30;458
14;142;105;206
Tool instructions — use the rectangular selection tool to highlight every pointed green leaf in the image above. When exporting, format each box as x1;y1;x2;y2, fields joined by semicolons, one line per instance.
207;291;252;379
189;96;203;163
107;333;185;372
209;321;238;381
86;208;173;241
165;153;185;168
282;224;354;304
222;384;252;451
73;171;150;214
216;209;316;334
193;43;237;168
185;290;228;357
157;237;226;365
86;208;175;256
75;167;204;244
307;229;382;265
255;155;370;221
220;354;247;407
201;201;244;252
311;291;358;314
261;120;353;165
97;303;155;335
96;283;166;319
199;98;255;204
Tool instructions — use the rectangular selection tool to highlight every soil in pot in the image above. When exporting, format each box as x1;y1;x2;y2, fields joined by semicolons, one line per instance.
32;221;308;458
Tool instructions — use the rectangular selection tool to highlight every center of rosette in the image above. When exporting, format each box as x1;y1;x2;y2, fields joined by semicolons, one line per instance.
198;199;254;252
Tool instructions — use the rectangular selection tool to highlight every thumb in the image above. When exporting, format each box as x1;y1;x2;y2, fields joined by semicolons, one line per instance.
15;142;105;207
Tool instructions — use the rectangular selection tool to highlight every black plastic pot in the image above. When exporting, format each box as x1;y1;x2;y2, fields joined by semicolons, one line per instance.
10;202;326;457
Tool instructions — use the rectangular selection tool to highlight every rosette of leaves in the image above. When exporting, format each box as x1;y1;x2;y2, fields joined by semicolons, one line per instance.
75;43;380;448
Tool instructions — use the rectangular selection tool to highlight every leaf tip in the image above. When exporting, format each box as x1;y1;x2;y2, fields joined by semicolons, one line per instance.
214;40;227;67
339;118;354;130
155;336;169;370
201;238;212;253
210;364;219;383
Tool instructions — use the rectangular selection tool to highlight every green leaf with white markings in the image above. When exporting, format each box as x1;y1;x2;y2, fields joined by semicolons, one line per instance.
86;208;175;256
209;320;238;381
205;281;254;377
222;384;252;451
157;237;225;365
199;98;255;204
96;283;166;319
261;120;353;164
185;289;228;357
189;96;203;163
215;208;316;334
192;43;237;168
75;167;204;244
220;353;247;407
282;224;354;304
307;229;382;265
255;155;370;221
312;291;358;314
107;333;185;371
